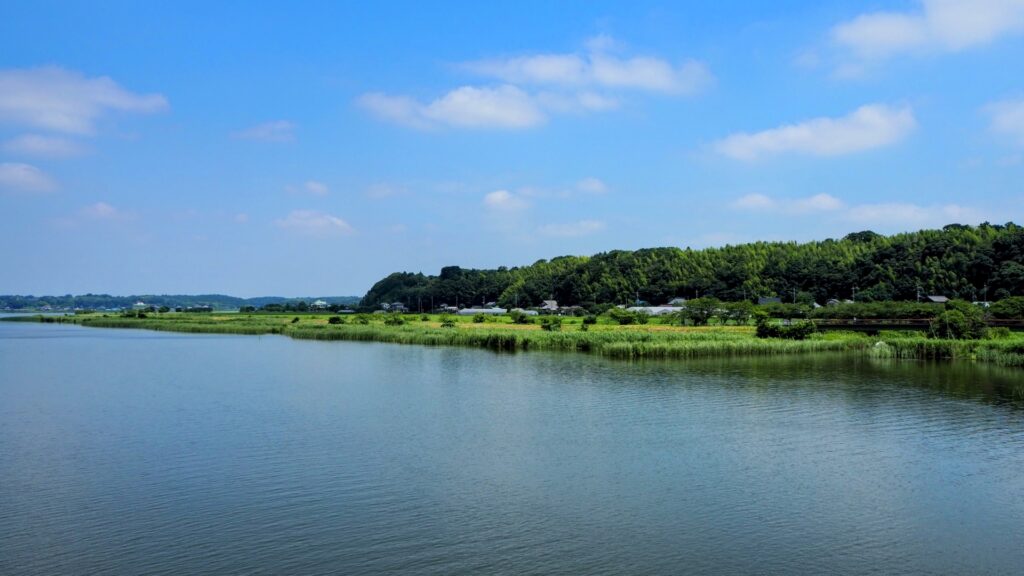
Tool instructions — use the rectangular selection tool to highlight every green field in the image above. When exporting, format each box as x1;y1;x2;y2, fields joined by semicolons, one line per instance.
10;311;1024;367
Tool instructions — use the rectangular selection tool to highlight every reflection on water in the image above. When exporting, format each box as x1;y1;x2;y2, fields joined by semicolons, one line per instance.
2;321;1023;575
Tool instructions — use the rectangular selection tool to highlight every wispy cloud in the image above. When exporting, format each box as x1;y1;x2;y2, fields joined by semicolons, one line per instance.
360;85;545;130
985;98;1024;145
286;180;330;196
714;104;916;160
731;193;986;230
832;0;1024;66
0;67;167;134
464;37;712;94
359;35;710;130
0;162;57;193
275;209;354;236
2;134;85;157
538;219;606;237
483;189;530;211
732;193;844;213
231;120;296;142
81;201;134;221
576;177;609;194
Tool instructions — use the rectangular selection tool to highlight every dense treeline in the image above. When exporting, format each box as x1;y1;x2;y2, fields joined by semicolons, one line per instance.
0;293;361;311
363;223;1024;310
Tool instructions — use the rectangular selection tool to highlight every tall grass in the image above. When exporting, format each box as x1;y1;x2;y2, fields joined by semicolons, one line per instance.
13;313;1024;366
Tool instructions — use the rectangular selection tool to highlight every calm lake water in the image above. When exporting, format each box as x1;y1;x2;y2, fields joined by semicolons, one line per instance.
2;321;1024;575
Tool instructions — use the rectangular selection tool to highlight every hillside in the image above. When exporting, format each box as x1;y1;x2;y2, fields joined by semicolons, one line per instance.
362;223;1024;310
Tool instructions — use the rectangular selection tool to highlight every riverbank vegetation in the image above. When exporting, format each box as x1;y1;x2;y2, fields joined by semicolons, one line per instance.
11;310;1024;367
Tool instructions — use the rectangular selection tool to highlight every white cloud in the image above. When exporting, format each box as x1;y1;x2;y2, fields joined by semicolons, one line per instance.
986;98;1024;144
0;162;57;193
304;180;329;196
576;177;609;194
731;193;775;210
845;202;984;227
2;134;84;157
0;67;167;134
360;85;545;130
81;201;133;221
359;36;710;130
731;193;844;213
832;0;1024;61
538;220;607;237
714;104;916;160
286;180;330;196
231;120;295;142
275;210;354;236
464;37;712;95
483;189;530;211
733;193;985;229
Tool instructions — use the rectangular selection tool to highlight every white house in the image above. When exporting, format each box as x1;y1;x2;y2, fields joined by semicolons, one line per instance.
540;300;558;311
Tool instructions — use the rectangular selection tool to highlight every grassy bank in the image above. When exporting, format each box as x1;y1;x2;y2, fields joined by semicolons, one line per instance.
10;312;1024;366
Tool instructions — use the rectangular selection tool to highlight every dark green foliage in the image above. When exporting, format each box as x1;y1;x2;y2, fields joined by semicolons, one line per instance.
360;223;1024;309
440;316;456;328
291;317;300;323
755;318;817;340
929;301;987;339
473;313;486;323
328;316;344;324
684;297;721;326
989;296;1024;319
540;317;563;331
383;315;405;326
583;315;598;325
509;310;533;324
355;315;370;325
606;307;639;325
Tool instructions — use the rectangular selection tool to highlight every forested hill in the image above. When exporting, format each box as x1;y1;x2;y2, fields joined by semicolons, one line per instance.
363;223;1024;310
0;294;361;311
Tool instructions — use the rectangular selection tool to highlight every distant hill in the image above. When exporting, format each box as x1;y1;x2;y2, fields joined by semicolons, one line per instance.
362;223;1024;310
0;294;361;311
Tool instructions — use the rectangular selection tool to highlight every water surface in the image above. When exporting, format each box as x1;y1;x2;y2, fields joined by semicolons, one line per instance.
2;321;1023;575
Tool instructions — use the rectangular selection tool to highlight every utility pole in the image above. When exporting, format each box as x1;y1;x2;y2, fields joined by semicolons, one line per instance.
792;289;797;304
852;285;858;303
916;286;921;302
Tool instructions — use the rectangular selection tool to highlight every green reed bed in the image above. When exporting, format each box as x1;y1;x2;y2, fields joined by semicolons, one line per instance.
12;313;1024;366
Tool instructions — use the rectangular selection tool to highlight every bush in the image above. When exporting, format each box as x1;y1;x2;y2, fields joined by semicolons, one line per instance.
987;326;1012;340
328;316;344;325
420;314;429;321
509;310;533;324
440;316;456;328
606;307;638;325
355;315;370;325
582;315;598;325
540;316;562;331
383;315;405;326
473;313;486;323
291;317;300;323
755;318;816;340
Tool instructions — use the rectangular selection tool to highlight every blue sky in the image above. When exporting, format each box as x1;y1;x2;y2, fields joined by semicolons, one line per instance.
2;0;1023;296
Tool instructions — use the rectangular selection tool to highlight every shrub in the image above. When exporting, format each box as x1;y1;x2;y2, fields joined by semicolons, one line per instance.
987;326;1012;340
328;316;344;325
606;307;637;325
383;315;405;326
440;316;456;328
582;315;598;325
291;317;300;323
509;310;533;324
355;315;370;325
420;314;429;321
755;318;816;340
473;313;486;323
540;316;563;331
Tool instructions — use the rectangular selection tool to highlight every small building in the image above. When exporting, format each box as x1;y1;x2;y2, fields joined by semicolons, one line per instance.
311;299;329;310
382;302;408;313
456;307;507;316
927;295;949;304
540;300;559;311
132;301;148;310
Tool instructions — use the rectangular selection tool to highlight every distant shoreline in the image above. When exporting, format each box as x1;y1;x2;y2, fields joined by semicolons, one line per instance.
7;312;1024;368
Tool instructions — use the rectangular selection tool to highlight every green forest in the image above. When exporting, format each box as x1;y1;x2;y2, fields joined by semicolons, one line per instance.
362;223;1024;310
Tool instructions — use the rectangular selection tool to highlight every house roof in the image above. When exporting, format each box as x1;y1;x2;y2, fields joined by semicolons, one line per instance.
927;295;949;303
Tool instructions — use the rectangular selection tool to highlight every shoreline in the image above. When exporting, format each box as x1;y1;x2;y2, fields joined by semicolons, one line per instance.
7;312;1024;367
